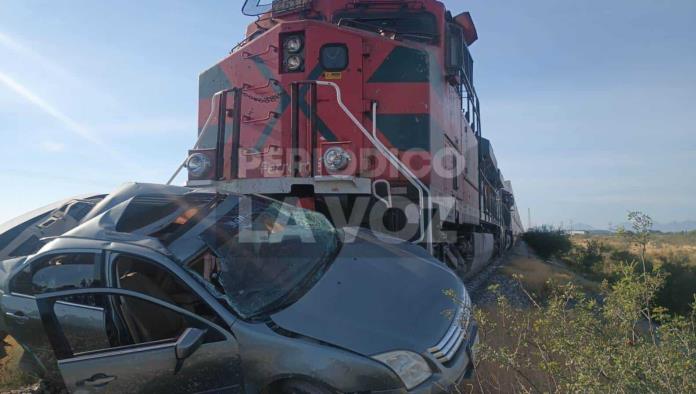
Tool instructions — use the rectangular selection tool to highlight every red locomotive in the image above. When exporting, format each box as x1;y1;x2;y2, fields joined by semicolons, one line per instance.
177;0;523;277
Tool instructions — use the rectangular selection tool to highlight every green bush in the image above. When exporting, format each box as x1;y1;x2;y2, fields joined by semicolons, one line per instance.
609;249;638;264
470;212;696;392
522;227;572;259
578;239;604;272
656;262;696;316
473;267;696;393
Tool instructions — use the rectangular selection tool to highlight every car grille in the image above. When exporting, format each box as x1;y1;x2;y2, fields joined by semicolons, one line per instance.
427;290;472;364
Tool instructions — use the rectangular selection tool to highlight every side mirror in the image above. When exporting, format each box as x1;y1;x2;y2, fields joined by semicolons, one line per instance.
175;328;206;361
174;328;206;375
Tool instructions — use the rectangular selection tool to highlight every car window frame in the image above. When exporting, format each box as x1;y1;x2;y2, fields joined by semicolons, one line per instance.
105;250;235;328
8;249;105;298
36;287;232;361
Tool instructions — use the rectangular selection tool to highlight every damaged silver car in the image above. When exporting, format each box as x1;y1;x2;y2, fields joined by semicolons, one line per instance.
0;183;477;393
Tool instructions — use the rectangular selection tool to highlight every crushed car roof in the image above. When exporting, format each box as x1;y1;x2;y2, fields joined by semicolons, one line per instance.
0;183;220;261
60;183;214;257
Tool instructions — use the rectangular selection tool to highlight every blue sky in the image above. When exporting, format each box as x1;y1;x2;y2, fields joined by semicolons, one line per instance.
0;0;694;229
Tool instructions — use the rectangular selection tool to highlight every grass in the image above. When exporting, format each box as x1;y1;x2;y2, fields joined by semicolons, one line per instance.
465;231;696;393
567;233;696;315
571;232;696;266
459;306;535;393
459;244;604;393
0;336;38;392
500;256;600;299
461;303;551;394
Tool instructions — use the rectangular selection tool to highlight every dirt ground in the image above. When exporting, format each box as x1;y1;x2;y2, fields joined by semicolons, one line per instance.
0;337;41;394
462;241;601;394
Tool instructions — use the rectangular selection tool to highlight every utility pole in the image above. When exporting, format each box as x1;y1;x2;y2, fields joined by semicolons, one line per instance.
527;208;531;230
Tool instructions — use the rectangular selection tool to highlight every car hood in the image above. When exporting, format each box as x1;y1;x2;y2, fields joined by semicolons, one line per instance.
270;228;466;356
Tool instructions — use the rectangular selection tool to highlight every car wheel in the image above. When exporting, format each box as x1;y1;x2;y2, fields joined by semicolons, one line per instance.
279;380;333;394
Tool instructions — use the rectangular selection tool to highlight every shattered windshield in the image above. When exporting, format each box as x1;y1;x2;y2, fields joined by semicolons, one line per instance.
119;192;340;319
242;0;312;16
197;196;339;318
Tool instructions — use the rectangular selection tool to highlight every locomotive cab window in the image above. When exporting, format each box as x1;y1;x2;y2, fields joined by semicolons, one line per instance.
320;44;349;71
446;23;465;74
335;12;438;44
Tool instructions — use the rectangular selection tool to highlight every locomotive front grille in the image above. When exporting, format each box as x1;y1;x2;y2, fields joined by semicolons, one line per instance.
427;290;472;364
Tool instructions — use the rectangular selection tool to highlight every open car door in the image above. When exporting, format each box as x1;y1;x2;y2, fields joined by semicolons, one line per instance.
35;288;243;393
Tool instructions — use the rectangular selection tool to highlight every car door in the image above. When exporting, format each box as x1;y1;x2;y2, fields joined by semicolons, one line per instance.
0;252;104;381
37;287;243;394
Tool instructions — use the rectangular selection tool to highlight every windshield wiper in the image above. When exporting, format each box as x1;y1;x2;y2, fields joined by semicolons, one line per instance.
396;31;436;41
338;19;435;43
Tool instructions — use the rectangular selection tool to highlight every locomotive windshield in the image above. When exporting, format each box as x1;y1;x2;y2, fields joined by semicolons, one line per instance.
335;11;438;44
242;0;312;16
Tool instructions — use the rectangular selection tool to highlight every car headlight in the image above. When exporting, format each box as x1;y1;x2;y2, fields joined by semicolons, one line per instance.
373;351;432;390
284;35;303;53
285;55;303;71
323;147;351;172
186;153;211;177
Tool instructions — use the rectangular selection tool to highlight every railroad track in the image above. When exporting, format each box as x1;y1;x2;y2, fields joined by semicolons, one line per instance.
463;257;505;303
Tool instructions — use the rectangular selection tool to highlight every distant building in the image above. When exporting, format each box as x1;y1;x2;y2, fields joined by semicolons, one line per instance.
568;230;588;235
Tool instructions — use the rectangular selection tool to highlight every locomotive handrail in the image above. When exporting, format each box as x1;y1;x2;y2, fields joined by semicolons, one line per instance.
242;45;278;59
167;88;240;184
372;179;393;209
290;81;318;177
243;79;279;92
167;91;227;184
312;81;434;254
242;111;279;124
369;99;433;252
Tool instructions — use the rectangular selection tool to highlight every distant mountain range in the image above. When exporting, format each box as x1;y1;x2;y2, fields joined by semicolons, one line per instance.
562;221;696;233
568;223;596;231
636;221;696;233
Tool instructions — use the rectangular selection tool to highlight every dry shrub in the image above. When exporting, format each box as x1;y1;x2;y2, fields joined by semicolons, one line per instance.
465;213;696;393
0;336;38;391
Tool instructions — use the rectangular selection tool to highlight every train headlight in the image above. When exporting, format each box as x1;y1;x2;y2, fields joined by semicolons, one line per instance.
285;55;304;71
186;153;211;177
323;147;351;172
284;36;303;53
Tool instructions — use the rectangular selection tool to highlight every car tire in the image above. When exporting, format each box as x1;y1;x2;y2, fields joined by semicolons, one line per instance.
279;380;333;394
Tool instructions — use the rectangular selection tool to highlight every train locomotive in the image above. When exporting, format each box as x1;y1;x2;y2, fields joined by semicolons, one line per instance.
178;0;524;278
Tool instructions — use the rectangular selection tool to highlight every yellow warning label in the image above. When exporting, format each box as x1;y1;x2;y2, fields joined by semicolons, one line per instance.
323;72;343;80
